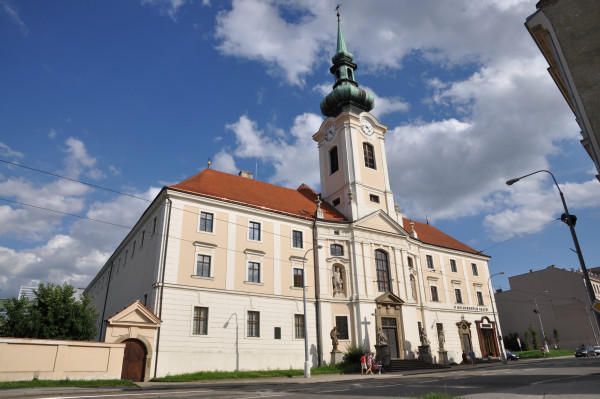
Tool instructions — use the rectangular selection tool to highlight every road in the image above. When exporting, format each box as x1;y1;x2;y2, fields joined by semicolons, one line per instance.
9;356;600;399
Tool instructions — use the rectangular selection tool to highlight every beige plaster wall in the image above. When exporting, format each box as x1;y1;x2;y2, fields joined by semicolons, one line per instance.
0;338;124;381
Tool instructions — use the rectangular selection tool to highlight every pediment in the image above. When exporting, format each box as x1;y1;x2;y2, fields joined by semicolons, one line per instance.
375;292;405;305
354;210;409;236
107;300;161;327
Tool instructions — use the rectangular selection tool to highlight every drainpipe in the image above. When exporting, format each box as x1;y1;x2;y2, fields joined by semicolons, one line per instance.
312;218;323;366
99;260;115;341
153;194;172;379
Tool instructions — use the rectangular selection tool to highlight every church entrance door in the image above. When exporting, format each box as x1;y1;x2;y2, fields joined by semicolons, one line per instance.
121;339;146;382
382;317;399;358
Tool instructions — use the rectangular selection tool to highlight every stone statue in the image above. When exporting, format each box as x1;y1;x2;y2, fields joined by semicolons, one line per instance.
333;267;343;293
438;329;445;350
377;327;388;346
419;326;429;346
330;326;339;351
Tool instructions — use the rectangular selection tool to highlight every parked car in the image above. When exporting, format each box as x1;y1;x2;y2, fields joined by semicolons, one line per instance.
574;345;596;357
505;349;519;360
594;346;600;356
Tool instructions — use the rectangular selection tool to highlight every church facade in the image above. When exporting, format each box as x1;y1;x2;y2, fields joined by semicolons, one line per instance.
85;17;498;380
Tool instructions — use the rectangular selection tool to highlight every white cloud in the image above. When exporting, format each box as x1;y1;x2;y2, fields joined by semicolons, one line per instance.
212;150;238;174
141;0;187;20
0;0;28;36
0;142;23;159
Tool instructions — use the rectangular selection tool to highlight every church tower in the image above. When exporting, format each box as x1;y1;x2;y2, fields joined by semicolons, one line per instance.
313;12;397;223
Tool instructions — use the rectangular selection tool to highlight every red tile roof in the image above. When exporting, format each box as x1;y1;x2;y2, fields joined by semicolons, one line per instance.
402;218;481;255
170;169;346;221
170;169;481;255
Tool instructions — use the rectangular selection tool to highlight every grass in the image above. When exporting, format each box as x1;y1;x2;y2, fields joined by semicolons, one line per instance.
151;365;343;382
0;379;136;390
509;349;573;359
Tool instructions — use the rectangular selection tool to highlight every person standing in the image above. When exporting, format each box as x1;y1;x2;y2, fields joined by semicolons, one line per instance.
366;353;374;375
360;353;367;375
469;349;475;366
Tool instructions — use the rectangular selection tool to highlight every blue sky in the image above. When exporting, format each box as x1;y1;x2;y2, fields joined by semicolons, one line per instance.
1;0;599;299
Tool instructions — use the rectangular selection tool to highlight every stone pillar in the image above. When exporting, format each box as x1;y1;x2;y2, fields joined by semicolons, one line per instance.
330;350;343;365
417;344;433;363
438;349;449;366
375;344;390;366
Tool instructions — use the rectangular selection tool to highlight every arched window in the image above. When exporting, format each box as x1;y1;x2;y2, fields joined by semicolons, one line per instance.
375;249;391;292
407;257;414;268
336;69;341;81
363;142;376;169
329;146;339;174
347;68;353;80
330;244;344;256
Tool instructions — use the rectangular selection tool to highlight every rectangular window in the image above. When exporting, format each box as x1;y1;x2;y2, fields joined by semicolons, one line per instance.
471;263;479;276
124;250;128;265
292;230;303;248
193;307;208;335
332;198;340;207
293;268;304;288
450;259;457;273
329;147;339;174
363;143;376;169
247;311;260;337
455;288;463;304
132;241;136;257
336;316;349;339
274;327;281;339
152;217;157;236
294;314;305;339
249;221;261;241
141;230;145;247
369;194;380;203
248;262;260;283
426;255;434;269
430;286;439;302
196;255;211;277
477;291;485;306
200;212;214;232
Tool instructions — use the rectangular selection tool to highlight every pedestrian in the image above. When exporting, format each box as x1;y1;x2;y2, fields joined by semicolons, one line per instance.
462;351;468;365
469;349;475;366
360;353;367;375
541;346;546;359
366;353;374;374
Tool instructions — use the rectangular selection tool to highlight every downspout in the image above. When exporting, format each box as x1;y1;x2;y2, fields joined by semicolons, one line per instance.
98;260;115;341
153;194;172;378
312;218;323;366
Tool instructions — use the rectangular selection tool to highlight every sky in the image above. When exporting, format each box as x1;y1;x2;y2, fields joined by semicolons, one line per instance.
1;0;599;299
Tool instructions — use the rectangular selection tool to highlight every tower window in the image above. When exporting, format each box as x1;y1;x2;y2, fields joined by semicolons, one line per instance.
369;194;380;203
363;143;376;169
375;249;391;292
332;198;340;207
347;68;353;81
336;70;341;81
329;146;339;174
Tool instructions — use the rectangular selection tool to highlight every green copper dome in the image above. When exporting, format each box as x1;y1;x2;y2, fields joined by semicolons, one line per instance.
320;14;374;118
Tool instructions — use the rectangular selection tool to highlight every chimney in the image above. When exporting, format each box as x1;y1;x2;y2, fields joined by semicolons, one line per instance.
238;170;254;179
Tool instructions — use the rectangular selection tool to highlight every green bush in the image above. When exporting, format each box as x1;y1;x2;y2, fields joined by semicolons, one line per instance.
338;344;367;373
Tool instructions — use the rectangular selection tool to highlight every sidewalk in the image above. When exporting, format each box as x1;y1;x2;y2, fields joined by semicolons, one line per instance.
0;358;528;398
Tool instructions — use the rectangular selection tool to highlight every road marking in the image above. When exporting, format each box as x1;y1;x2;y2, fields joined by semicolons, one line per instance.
532;374;584;385
38;390;213;399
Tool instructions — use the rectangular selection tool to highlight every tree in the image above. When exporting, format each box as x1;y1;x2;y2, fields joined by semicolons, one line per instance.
0;283;97;341
503;332;521;351
553;328;560;349
528;325;539;350
524;330;531;351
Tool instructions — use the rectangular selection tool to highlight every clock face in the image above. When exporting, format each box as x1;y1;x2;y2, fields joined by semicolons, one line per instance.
325;124;336;141
361;119;374;135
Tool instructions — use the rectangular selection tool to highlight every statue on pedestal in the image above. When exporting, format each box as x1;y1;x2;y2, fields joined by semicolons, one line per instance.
330;326;339;351
438;329;445;350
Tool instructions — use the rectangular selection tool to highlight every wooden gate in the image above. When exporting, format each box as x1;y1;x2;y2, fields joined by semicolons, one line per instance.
121;339;146;382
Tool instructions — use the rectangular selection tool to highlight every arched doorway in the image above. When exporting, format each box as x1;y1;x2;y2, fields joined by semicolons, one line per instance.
121;339;146;382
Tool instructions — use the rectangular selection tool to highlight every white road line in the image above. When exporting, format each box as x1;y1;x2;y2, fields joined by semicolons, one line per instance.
37;390;213;399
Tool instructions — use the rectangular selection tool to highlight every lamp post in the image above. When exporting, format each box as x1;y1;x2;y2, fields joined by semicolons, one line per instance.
302;244;322;378
533;290;550;353
506;170;600;333
487;271;506;364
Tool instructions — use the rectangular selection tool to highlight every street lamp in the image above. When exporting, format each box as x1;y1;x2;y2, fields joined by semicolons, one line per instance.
533;290;550;353
506;170;600;333
302;244;322;378
487;272;507;364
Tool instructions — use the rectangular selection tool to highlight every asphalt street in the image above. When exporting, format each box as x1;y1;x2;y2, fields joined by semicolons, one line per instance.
3;356;600;399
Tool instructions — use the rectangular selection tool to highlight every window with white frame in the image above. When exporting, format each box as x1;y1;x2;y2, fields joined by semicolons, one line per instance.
292;230;303;248
193;307;208;335
294;314;305;339
330;244;343;256
477;291;485;306
471;263;479;276
430;285;439;302
248;261;261;283
247;311;260;337
293;268;303;288
249;221;261;241
199;211;214;233
450;259;457;273
455;288;463;304
335;315;349;340
426;255;434;269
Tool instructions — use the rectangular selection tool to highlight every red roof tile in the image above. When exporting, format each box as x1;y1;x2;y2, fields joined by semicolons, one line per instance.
402;218;481;255
169;169;346;221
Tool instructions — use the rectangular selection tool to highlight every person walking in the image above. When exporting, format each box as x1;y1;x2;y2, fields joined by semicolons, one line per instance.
366;353;374;375
469;349;475;366
360;354;367;375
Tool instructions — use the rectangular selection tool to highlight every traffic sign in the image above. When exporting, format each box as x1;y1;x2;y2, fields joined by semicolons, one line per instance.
593;300;600;315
